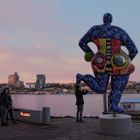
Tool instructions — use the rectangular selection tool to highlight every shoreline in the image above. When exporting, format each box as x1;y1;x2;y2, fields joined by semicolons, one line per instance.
10;91;140;95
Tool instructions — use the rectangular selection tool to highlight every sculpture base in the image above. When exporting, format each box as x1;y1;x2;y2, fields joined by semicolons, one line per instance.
98;114;131;135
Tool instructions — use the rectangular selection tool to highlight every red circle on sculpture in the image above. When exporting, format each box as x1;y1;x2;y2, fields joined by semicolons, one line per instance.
91;53;106;69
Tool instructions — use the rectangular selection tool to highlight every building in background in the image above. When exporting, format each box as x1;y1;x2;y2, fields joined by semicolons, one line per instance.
36;74;46;89
8;72;24;88
8;72;19;85
25;83;36;89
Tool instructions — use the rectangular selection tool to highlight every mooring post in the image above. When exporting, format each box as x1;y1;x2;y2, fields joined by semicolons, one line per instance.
42;107;51;124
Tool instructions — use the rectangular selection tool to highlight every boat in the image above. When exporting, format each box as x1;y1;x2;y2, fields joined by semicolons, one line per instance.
120;98;140;120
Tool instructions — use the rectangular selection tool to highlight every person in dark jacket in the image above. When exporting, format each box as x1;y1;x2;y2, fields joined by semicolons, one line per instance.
75;84;88;122
0;88;9;126
6;90;16;124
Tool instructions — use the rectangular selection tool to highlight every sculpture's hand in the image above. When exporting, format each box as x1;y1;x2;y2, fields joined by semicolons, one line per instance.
84;52;94;62
128;64;135;74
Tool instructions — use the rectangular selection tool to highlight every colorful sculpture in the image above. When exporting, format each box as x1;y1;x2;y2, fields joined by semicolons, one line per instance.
76;13;138;113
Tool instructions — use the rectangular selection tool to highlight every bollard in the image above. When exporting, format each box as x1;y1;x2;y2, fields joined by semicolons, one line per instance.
42;107;51;124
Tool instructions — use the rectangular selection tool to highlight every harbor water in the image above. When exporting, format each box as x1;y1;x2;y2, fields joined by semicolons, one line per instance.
12;94;140;117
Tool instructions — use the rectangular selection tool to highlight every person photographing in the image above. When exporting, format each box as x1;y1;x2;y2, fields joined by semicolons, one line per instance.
75;84;88;123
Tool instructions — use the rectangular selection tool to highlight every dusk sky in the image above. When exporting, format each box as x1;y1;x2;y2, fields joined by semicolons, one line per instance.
0;0;140;83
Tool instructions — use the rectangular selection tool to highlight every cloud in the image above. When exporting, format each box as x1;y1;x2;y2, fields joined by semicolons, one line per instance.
0;0;60;29
0;33;16;41
0;43;91;83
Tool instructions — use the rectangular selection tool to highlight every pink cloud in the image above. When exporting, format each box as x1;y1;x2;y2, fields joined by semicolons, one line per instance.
0;44;92;83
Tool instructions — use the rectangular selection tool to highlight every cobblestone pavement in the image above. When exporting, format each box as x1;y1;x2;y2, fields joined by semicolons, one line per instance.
0;118;140;140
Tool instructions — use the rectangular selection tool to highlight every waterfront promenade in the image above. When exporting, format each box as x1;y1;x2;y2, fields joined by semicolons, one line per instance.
0;117;140;140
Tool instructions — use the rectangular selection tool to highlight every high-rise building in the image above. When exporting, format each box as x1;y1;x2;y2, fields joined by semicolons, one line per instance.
8;72;24;88
36;74;46;89
8;72;19;85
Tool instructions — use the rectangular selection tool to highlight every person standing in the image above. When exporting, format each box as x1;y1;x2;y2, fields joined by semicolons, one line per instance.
6;89;16;124
75;84;88;123
0;88;9;126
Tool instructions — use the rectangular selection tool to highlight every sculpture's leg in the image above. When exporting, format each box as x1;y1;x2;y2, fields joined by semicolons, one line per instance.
109;74;130;113
76;72;110;93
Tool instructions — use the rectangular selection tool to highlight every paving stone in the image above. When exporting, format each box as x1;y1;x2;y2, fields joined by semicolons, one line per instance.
0;118;140;140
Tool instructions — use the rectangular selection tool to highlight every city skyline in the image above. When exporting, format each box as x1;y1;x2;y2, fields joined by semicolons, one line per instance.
0;0;140;83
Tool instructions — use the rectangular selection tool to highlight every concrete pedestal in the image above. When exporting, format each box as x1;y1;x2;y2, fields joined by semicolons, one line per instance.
98;114;131;135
